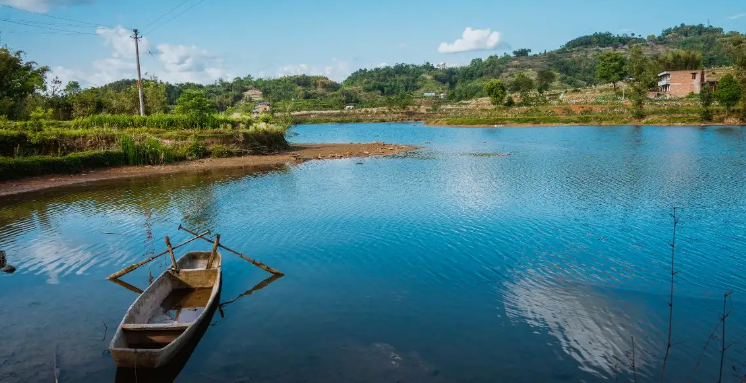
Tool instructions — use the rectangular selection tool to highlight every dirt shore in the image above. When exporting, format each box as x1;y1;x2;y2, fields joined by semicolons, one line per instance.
0;143;418;197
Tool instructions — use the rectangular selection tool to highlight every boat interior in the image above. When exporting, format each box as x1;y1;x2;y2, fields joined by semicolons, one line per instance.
112;252;219;350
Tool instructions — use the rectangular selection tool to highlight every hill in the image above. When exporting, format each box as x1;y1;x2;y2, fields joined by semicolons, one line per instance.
38;23;746;119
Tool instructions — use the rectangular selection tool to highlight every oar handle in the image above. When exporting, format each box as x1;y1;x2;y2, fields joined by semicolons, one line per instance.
178;226;285;276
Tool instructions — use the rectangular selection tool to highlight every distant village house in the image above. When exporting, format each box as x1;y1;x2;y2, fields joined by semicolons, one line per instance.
252;101;271;118
657;70;710;97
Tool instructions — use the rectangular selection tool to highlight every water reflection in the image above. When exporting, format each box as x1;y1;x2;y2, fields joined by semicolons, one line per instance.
112;274;283;382
503;276;660;380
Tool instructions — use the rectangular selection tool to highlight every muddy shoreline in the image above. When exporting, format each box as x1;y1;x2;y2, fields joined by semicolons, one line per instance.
0;143;419;197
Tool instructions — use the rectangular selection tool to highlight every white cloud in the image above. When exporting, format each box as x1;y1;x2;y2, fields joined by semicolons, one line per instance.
96;26;147;58
52;26;227;86
438;27;502;54
0;0;92;12
729;12;746;20
376;62;388;68
277;58;351;81
154;44;226;83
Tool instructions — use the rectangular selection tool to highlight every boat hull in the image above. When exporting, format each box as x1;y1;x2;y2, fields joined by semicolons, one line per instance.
110;251;222;368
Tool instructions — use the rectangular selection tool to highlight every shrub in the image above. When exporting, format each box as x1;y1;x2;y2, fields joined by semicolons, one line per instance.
185;139;208;159
209;144;232;158
0;151;125;181
120;136;181;165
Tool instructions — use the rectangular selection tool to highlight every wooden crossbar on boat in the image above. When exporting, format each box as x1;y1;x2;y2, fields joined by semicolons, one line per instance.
109;251;222;368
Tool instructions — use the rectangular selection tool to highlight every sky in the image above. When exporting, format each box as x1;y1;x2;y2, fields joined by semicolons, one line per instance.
0;0;745;88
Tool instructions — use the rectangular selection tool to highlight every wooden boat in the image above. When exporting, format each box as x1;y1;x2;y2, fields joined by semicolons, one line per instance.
109;251;222;368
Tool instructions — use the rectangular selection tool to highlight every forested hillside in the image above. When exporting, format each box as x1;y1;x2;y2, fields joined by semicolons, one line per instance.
4;23;746;120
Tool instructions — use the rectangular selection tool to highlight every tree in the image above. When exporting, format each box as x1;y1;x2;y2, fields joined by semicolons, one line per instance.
513;48;531;57
596;52;627;90
699;85;714;121
537;70;556;93
509;72;535;93
0;47;49;119
483;79;507;106
174;89;215;116
143;81;168;115
626;46;657;118
714;74;742;113
64;81;81;96
657;50;703;70
732;38;746;118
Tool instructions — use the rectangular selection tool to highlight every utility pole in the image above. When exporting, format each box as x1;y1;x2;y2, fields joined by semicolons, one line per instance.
132;28;145;116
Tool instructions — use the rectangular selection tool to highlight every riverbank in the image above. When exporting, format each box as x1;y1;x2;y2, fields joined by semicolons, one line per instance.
0;143;418;197
291;99;746;127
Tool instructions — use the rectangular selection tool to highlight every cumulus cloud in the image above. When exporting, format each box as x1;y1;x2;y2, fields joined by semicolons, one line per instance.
0;0;92;12
729;12;746;20
277;58;351;81
438;27;502;54
52;26;227;86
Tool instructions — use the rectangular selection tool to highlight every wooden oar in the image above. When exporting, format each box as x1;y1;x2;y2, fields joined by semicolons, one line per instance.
106;230;211;280
178;226;284;276
109;277;145;295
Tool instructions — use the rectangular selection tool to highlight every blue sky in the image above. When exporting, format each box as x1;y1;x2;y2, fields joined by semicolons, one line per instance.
1;0;745;87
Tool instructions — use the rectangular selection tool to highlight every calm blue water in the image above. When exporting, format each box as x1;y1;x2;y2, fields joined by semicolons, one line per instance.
1;123;746;383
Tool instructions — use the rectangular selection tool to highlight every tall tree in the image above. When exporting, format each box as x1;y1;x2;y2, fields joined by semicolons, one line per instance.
483;79;507;106
537;70;556;93
596;52;627;90
626;46;657;118
699;85;714;121
0;47;49;119
513;48;532;57
714;74;742;113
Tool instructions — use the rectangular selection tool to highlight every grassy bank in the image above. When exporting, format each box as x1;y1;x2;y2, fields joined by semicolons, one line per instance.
0;115;288;181
291;101;742;127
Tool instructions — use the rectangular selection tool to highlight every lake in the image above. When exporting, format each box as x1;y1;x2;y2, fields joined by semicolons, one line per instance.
1;123;745;383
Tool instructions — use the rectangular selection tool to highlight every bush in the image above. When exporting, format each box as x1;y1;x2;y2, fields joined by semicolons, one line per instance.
120;136;182;165
0;151;125;180
185;139;208;159
700;108;713;121
209;144;233;158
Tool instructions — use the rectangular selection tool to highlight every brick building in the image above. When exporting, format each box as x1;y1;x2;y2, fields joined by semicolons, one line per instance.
658;70;705;97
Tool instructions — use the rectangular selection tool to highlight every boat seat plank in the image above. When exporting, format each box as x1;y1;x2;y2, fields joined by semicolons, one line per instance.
122;323;191;332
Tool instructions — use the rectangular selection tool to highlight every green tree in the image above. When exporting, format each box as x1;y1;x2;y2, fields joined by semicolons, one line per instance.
732;38;746;118
513;48;532;57
64;81;81;96
657;50;703;70
595;52;627;90
714;74;742;113
174;89;215;116
0;47;49;119
143;81;168;114
483;79;507;106
537;70;556;93
626;46;657;118
509;72;535;93
699;85;714;121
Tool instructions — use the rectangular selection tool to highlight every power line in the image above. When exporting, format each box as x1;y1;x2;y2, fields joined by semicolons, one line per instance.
0;16;97;29
0;18;98;35
142;0;193;30
145;0;207;34
1;4;113;29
